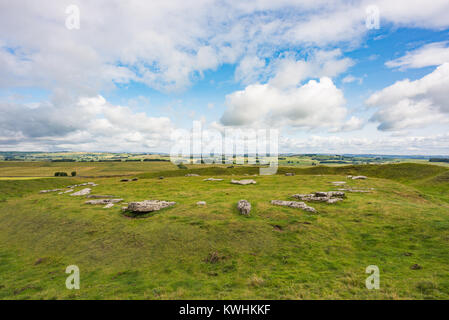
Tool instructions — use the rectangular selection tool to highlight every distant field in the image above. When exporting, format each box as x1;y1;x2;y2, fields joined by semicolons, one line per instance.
0;161;177;177
0;162;449;299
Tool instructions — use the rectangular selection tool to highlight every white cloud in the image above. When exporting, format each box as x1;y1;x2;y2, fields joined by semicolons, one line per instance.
342;75;363;84
0;95;174;152
386;41;449;70
366;63;449;131
269;49;354;89
234;56;266;85
1;1;449;94
221;77;350;130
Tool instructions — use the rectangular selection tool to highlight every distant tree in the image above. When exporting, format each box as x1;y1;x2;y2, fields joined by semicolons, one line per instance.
54;172;68;176
71;171;77;177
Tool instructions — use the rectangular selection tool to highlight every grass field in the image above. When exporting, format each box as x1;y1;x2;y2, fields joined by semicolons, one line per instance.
0;162;448;299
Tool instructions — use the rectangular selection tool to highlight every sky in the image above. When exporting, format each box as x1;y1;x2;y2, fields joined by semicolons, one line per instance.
1;0;449;155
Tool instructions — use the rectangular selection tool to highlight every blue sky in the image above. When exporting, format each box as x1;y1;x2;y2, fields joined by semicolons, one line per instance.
1;1;449;154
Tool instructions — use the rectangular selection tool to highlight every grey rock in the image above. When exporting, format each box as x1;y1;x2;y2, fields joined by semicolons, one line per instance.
203;178;223;181
39;189;64;194
230;179;256;185
185;174;200;177
352;175;367;180
292;191;345;203
271;200;316;213
103;203;115;209
70;188;91;196
285;173;295;176
331;181;346;185
126;200;176;213
196;201;207;206
237;200;251;215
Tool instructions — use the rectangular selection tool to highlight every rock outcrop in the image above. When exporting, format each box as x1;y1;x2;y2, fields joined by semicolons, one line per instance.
125;200;176;213
237;200;251;215
271;200;316;213
231;179;256;185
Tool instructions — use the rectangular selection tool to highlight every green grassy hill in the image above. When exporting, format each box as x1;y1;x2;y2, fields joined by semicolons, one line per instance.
0;162;448;299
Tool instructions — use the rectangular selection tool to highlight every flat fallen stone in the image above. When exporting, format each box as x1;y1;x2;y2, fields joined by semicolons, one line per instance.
237;200;251;215
197;201;207;206
292;191;345;203
85;199;123;205
204;178;223;181
185;174;200;177
39;189;64;193
338;188;372;193
86;194;116;198
103;203;114;209
70;188;91;196
285;173;295;176
271;200;316;213
230;179;256;185
331;181;346;185
352;175;367;180
126;200;176;213
67;182;98;188
326;198;343;204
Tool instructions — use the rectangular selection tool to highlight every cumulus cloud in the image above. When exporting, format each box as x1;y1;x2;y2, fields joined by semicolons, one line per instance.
1;1;449;93
367;63;449;131
221;77;350;130
0;95;174;151
342;75;363;84
269;49;354;89
386;41;449;70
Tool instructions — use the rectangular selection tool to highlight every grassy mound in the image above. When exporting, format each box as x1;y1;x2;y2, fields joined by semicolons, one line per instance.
0;178;73;202
139;163;448;183
1;162;448;299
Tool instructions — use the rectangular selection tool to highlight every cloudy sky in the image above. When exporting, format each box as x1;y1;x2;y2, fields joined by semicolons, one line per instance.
1;0;449;154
